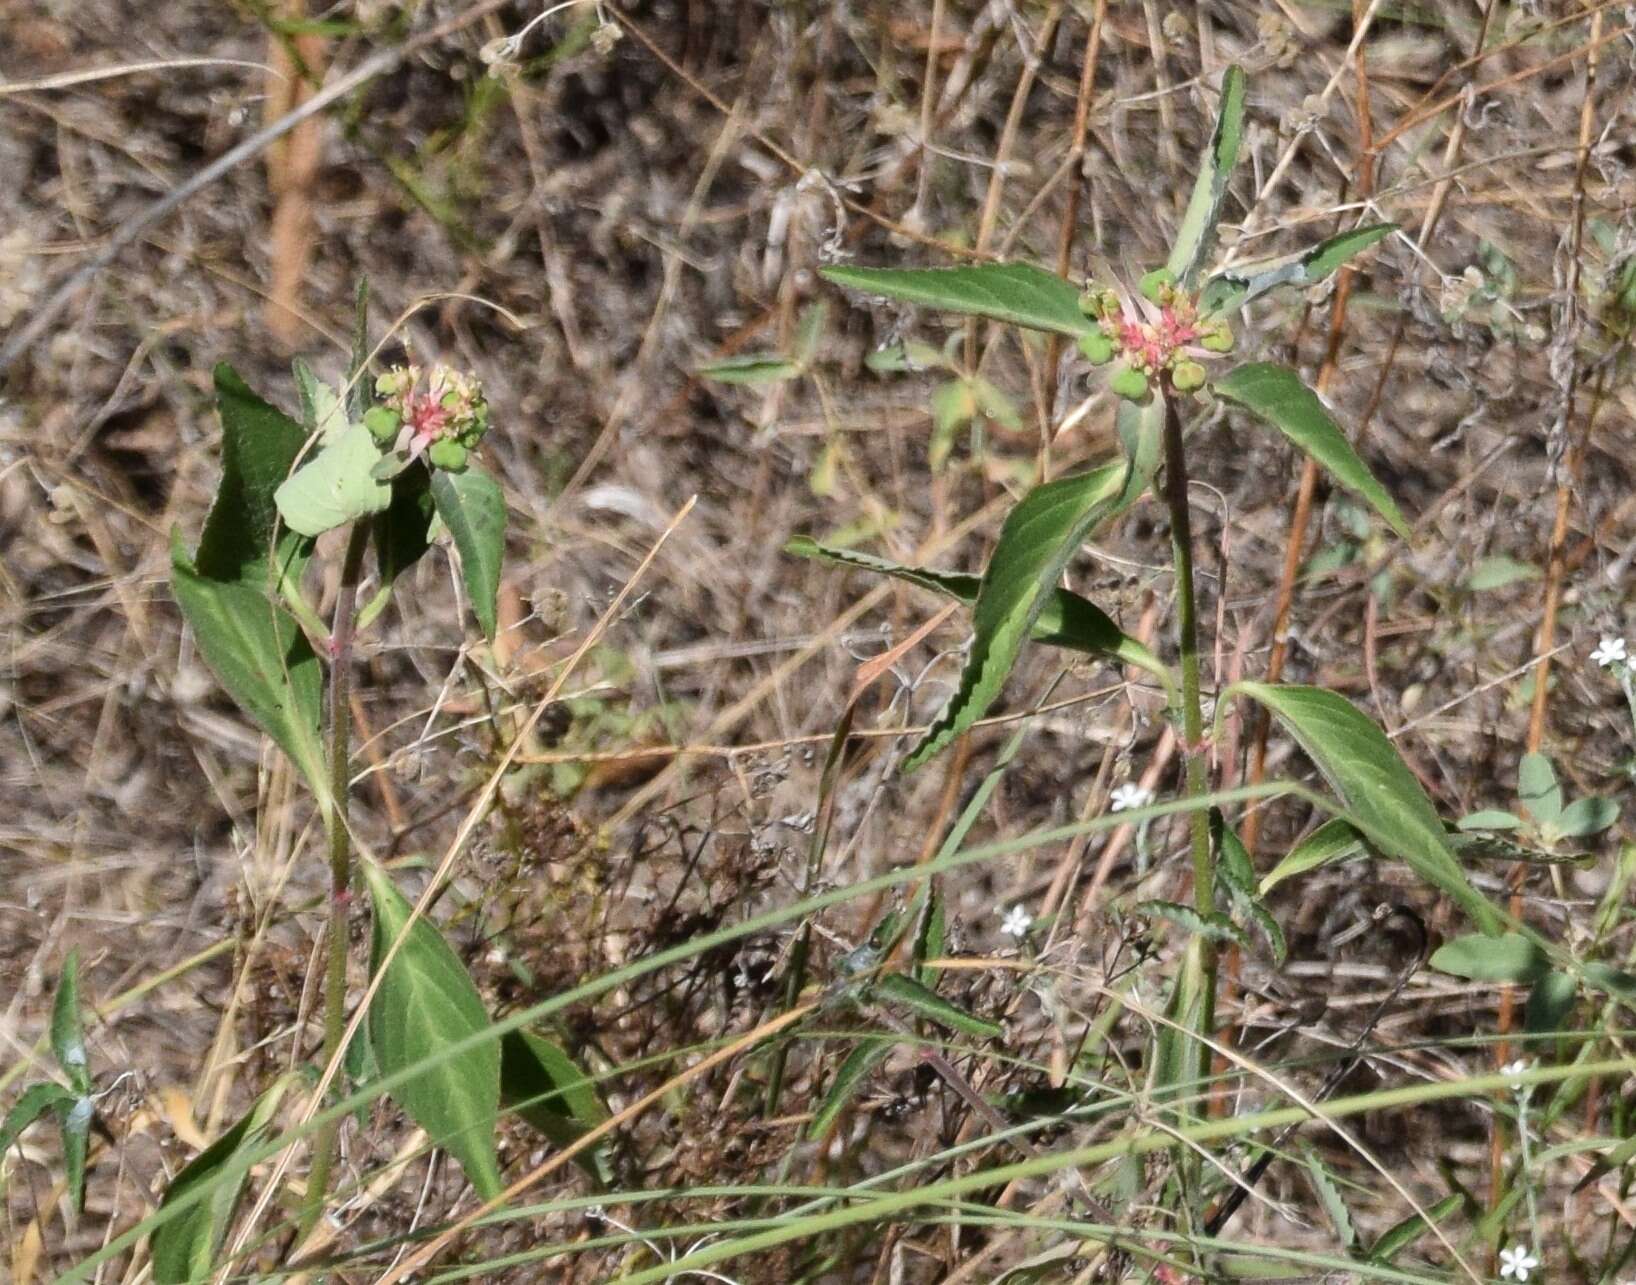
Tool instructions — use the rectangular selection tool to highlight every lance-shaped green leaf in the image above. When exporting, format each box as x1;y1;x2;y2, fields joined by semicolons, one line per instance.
171;533;328;801
274;421;392;538
500;1030;612;1185
1134;900;1250;948
1367;1193;1462;1264
1228;682;1501;932
1259;817;1366;894
820;262;1094;336
903;396;1163;771
430;465;506;643
1211;815;1288;964
785;536;1167;681
150;1077;290;1285
1165;65;1248;287
345;277;373;423
363;862;504;1200
1429;932;1548;983
0;1082;77;1181
873;973;1002;1040
51;949;90;1097
1213;363;1411;539
198;365;313;583
808;1037;894;1141
698;353;803;386
1199;224;1396;316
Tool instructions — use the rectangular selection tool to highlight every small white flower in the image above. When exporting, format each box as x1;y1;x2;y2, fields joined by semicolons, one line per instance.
1591;636;1628;668
1499;1245;1539;1281
1110;783;1154;813
1000;905;1031;939
1502;1058;1532;1093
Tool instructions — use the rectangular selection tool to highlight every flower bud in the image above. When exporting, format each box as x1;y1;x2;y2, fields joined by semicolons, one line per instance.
1077;328;1114;365
1199;321;1235;353
427;438;469;472
364;406;401;442
1109;364;1149;402
1170;359;1207;392
1139;268;1175;305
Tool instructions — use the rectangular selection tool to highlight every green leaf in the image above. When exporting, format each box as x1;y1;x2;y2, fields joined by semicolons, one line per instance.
51;948;90;1096
363;861;504;1200
345;277;373;423
872;973;1002;1040
274;422;392;538
785;535;1166;681
820;262;1094;336
430;465;506;643
59;1092;91;1212
150;1078;289;1284
198;365;312;583
865;338;947;373
1518;752;1563;826
697;353;802;386
1366;1193;1461;1263
1525;970;1577;1036
171;534;328;801
1133;900;1250;947
1166;65;1248;287
1582;963;1636;1003
1213;364;1410;539
929;380;977;471
1457;809;1523;832
1228;683;1500;931
1259;817;1366;895
903;397;1162;771
1212;815;1288;965
1464;555;1540;592
500;1030;612;1185
372;464;437;597
1556;796;1618;839
971;377;1023;431
1576;1132;1636;1193
792;299;827;369
1429;932;1548;983
912;886;948;988
1300;1144;1356;1250
291;359;349;442
808;1037;894;1140
1198;224;1395;316
0;1081;77;1172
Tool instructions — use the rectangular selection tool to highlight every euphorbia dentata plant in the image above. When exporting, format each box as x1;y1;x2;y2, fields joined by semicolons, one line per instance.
806;66;1622;1177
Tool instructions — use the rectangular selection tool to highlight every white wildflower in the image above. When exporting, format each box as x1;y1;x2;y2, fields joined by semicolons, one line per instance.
1000;905;1031;939
1502;1058;1532;1093
1499;1245;1539;1281
1110;783;1154;813
1591;636;1628;668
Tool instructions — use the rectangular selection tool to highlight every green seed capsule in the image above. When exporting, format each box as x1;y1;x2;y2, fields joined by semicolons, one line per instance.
1199;323;1235;353
1109;364;1149;402
427;437;469;472
1171;359;1207;392
1138;268;1175;305
1077;329;1115;364
363;406;401;442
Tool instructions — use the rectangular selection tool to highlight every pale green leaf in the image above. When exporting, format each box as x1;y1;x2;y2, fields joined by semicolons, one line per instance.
873;973;1002;1040
430;465;507;643
1166;65;1248;286
971;378;1023;431
1301;1144;1356;1249
363;861;504;1200
1198;224;1395;316
792;299;827;369
697;353;802;385
1134;900;1250;947
808;1037;893;1140
1213;364;1411;539
865;338;947;373
1229;682;1501;931
1465;555;1540;592
274;422;392;538
929;380;976;471
1556;796;1618;839
820;262;1094;336
500;1030;612;1185
290;358;348;443
170;534;327;801
1457;809;1523;832
1518;752;1563;826
1429;932;1548;983
150;1078;289;1284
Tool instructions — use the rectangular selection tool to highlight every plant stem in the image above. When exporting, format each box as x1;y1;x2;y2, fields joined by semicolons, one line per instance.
302;522;370;1235
1160;385;1217;1064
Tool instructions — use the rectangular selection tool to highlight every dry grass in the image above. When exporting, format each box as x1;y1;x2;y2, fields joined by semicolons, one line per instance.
3;1;1636;1281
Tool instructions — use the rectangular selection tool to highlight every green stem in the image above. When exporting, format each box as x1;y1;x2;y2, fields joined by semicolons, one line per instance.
1159;385;1217;1066
301;522;370;1235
